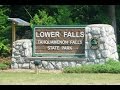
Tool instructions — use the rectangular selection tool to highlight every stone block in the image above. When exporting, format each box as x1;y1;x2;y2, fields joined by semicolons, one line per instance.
101;50;110;58
23;42;29;49
11;63;18;69
15;45;20;49
85;50;88;58
99;44;104;50
99;37;105;43
96;50;101;59
85;42;89;49
85;27;91;34
89;50;96;59
94;59;100;64
91;27;101;35
22;63;30;69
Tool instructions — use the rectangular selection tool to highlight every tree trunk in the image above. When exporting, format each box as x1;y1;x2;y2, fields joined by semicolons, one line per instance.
108;5;117;42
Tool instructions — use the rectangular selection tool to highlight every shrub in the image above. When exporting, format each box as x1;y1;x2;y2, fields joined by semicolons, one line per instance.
117;45;120;59
30;10;57;27
0;57;12;68
63;59;120;73
92;64;111;73
79;65;93;73
0;63;8;70
63;66;78;73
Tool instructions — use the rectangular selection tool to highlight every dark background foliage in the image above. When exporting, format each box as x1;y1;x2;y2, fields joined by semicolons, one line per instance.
0;5;120;58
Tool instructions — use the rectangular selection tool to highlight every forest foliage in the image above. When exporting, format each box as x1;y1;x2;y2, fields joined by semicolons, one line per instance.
0;5;120;57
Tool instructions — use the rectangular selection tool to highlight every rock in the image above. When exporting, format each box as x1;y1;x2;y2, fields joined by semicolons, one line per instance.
76;64;82;67
96;50;101;59
99;59;105;64
91;27;101;35
29;63;35;69
115;52;119;60
56;62;62;69
85;42;89;49
70;62;76;67
100;27;106;37
94;59;100;64
11;63;18;69
62;62;69;67
42;61;48;68
16;42;22;46
12;48;16;53
99;44;104;50
99;37;105;43
23;42;29;49
104;43;109;50
85;50;88;58
101;50;110;58
22;63;30;69
15;45;20;49
85;27;91;34
88;33;92;40
89;50;96;59
21;51;25;57
86;62;94;65
48;63;56;70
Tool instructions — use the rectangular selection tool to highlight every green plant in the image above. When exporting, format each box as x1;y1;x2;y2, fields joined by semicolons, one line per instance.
0;42;11;57
63;66;81;73
0;63;8;70
117;45;120;60
0;7;11;57
55;6;74;25
63;59;120;73
30;10;57;27
2;60;11;68
0;57;12;68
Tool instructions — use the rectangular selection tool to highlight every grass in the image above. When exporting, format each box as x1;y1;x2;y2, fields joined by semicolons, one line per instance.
0;69;120;85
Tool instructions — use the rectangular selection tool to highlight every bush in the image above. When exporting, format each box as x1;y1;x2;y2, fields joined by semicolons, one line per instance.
79;65;93;73
63;66;83;73
63;59;120;73
0;57;12;68
117;45;120;59
30;10;57;27
0;63;8;70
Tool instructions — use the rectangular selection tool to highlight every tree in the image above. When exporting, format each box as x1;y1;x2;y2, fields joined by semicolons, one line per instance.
0;6;11;56
108;5;117;38
55;5;74;25
30;10;57;27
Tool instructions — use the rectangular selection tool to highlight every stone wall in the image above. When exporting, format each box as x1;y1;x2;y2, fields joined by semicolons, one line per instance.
85;24;118;64
11;24;119;69
11;39;32;69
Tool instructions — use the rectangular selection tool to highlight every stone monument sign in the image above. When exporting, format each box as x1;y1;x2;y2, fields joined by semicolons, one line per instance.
11;24;119;69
